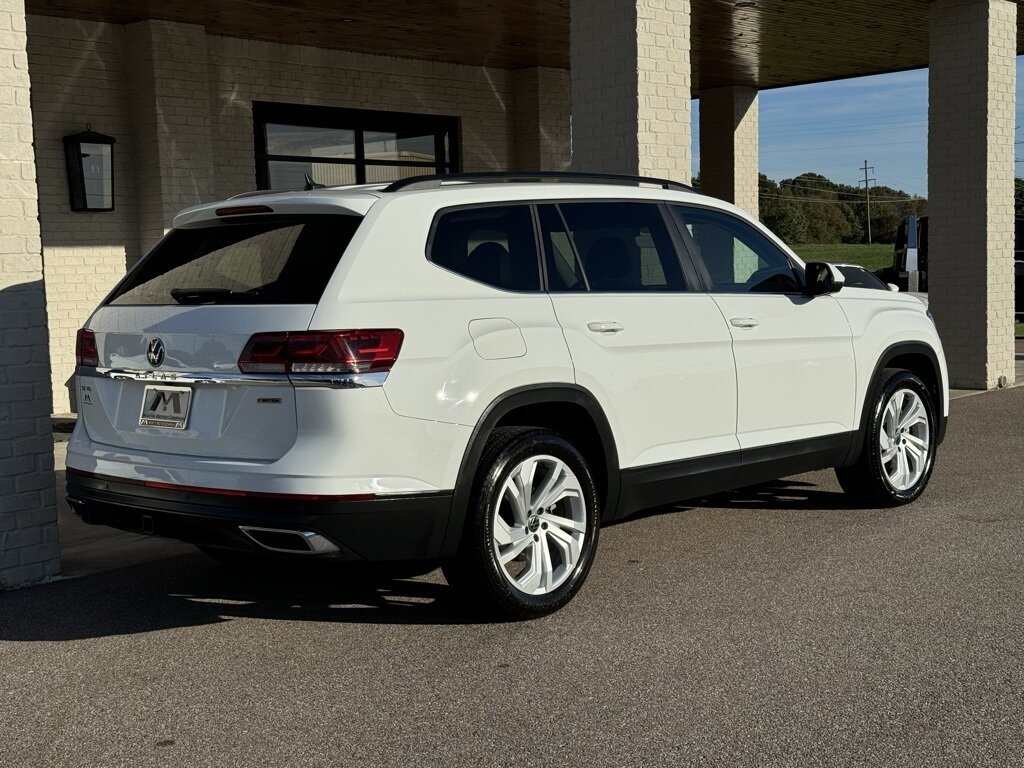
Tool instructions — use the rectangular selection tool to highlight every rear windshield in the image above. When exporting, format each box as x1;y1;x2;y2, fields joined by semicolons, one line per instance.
106;214;361;306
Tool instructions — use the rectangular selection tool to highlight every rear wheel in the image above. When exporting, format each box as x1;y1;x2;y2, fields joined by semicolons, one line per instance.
836;368;937;506
443;427;600;619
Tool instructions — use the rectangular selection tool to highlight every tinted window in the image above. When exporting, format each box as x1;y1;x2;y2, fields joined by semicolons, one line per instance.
538;205;587;292
106;215;360;306
558;203;687;292
672;206;802;294
430;206;541;291
836;265;888;290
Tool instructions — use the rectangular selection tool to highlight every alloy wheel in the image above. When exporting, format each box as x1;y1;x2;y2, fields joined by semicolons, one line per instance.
491;454;587;596
879;388;931;491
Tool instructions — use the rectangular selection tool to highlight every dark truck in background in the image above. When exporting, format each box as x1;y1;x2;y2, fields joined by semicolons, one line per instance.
876;215;1024;317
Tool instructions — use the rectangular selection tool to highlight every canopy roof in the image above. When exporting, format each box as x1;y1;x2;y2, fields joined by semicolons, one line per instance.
28;0;1021;91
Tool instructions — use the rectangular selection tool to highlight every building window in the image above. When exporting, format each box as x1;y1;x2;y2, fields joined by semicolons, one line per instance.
254;102;459;190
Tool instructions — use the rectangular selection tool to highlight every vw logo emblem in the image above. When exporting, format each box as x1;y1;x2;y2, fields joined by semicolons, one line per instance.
146;338;165;367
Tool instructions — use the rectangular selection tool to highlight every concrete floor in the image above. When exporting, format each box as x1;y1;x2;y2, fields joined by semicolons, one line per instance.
2;387;1023;766
51;440;191;578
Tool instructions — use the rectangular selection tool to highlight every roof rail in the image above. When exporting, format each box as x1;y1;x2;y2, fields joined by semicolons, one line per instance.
381;171;696;194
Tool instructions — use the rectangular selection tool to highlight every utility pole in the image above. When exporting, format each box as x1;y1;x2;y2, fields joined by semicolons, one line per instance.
859;160;876;244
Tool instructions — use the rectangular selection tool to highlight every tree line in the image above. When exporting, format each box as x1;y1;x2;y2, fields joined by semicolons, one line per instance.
696;173;1024;245
755;173;927;245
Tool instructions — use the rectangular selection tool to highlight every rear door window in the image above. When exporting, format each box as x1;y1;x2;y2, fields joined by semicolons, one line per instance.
106;215;361;305
557;202;688;292
429;205;541;291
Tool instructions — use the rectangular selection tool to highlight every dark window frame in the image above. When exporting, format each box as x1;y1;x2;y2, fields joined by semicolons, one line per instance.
426;202;544;293
668;203;806;295
253;102;460;189
537;200;700;294
426;199;703;294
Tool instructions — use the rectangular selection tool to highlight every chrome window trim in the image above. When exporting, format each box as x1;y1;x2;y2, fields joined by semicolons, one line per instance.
79;368;388;389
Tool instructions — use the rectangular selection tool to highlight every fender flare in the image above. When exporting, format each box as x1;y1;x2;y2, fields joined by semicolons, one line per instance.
843;341;947;466
438;384;621;558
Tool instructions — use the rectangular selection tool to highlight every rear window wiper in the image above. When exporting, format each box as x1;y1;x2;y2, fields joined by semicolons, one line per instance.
169;287;263;305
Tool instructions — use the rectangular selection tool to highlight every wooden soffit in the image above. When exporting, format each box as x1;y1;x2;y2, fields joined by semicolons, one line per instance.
26;0;1024;92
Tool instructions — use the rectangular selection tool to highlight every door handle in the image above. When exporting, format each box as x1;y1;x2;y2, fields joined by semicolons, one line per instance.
587;321;625;334
729;317;760;329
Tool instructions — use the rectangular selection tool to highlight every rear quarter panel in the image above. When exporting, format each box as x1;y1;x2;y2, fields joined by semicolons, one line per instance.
308;194;576;429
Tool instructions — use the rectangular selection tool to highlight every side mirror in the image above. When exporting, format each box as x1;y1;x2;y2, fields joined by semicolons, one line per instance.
887;283;900;292
804;262;845;296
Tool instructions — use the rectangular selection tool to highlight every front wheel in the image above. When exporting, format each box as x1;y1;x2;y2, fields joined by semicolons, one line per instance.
443;427;600;619
836;368;937;506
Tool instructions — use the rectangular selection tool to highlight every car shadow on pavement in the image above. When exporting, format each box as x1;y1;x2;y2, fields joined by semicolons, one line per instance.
618;479;854;525
691;479;854;511
0;553;494;642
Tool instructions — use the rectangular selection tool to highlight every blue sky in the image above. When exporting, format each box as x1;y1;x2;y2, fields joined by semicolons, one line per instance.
692;57;1024;197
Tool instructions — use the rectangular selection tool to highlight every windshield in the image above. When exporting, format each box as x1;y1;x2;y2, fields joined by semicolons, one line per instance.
835;265;888;290
106;214;361;306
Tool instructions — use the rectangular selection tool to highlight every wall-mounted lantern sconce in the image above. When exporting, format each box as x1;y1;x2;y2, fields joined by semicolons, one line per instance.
63;125;115;212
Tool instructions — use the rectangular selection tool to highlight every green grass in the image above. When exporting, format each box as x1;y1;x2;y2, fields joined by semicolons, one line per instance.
792;243;894;273
1017;320;1024;338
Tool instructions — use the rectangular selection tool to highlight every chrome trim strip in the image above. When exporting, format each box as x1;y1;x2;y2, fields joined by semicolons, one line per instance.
289;372;388;389
80;368;387;389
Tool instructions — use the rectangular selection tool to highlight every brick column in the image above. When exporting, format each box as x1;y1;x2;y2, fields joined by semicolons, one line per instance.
570;0;691;181
126;20;214;257
0;0;59;588
699;86;759;217
512;67;571;171
929;0;1016;389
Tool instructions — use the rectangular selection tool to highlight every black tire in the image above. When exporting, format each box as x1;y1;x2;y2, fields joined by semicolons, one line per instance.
442;427;600;619
836;368;937;507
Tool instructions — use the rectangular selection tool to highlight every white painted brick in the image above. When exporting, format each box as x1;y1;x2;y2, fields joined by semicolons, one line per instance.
699;86;759;217
570;0;691;180
0;0;58;590
928;0;1016;389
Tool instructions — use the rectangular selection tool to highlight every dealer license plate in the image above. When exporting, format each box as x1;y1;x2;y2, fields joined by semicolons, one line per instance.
139;385;192;430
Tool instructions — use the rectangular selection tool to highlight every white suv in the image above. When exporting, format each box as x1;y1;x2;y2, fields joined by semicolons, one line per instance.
66;172;948;617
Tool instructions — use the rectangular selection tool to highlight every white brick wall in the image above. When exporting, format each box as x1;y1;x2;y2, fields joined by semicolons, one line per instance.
928;0;1016;389
26;16;140;414
26;17;572;412
512;67;571;171
571;0;692;181
206;35;524;198
0;0;59;588
127;20;215;249
699;86;759;217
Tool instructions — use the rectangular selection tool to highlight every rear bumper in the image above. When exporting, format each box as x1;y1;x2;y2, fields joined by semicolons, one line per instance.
66;469;453;562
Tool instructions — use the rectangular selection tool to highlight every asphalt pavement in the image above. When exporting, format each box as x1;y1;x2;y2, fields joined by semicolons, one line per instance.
2;387;1023;767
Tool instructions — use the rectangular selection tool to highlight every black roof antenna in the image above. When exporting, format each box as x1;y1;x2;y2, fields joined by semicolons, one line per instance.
304;173;325;191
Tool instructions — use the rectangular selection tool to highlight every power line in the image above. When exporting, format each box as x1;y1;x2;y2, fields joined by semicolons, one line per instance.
776;180;918;196
759;194;925;204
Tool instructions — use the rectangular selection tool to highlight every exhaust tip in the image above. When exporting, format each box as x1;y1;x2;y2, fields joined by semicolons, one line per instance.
239;525;339;554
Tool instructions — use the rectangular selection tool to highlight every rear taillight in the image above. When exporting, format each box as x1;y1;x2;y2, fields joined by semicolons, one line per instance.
238;330;404;375
76;329;99;367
